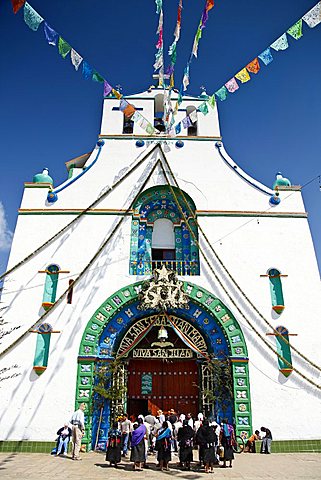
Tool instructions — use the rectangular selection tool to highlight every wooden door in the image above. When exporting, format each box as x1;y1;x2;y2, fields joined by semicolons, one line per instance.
127;358;199;417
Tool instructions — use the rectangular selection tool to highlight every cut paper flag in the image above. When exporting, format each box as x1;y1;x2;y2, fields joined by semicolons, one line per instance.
119;99;128;112
182;116;192;129
11;0;25;14
123;104;136;118
82;61;93;80
302;2;321;28
155;0;162;14
183;66;190;91
156;29;163;49
246;58;260;74
146;123;155;135
270;33;289;51
92;71;104;83
154;48;163;70
131;111;142;123
198;102;209;115
287;19;303;40
192;24;202;57
207;94;216;109
225;78;239;93
140;118;149;130
44;23;58;46
124;106;135;118
215;86;228;101
201;0;214;29
71;49;83;71
103;80;113;97
174;0;183;41
189;110;198;123
24;2;44;31
235;68;251;83
58;37;71;59
258;48;273;65
157;10;164;33
175;123;181;134
112;89;122;99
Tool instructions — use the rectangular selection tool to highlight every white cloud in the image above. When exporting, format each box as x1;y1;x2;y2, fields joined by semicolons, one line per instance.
0;202;12;251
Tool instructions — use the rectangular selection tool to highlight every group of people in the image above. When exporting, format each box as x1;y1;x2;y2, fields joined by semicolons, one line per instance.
105;409;237;473
53;402;86;460
244;427;273;454
53;403;273;466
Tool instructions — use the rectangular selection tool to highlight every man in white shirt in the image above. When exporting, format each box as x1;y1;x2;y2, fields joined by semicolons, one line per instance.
120;413;132;457
70;403;86;460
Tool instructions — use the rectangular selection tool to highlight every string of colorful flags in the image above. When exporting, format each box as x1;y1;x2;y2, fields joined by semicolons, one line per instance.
182;0;214;92
166;0;183;87
153;0;164;86
171;1;321;134
11;0;321;136
10;0;159;136
212;1;321;101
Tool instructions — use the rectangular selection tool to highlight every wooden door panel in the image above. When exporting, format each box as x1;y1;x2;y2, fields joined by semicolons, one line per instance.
127;359;199;417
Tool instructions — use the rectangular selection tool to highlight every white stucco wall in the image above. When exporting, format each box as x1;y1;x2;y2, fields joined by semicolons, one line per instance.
1;89;320;443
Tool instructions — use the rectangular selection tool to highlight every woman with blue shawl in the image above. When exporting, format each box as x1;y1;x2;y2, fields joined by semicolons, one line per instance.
220;419;236;468
105;421;122;467
130;417;147;471
155;421;172;471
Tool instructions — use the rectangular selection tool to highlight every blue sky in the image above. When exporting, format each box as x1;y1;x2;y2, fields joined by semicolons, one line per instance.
0;0;320;276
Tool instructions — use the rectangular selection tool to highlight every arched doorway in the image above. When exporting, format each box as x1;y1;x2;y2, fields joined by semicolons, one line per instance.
76;281;252;450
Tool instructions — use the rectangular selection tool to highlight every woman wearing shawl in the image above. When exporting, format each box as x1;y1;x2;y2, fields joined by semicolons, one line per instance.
155;421;172;471
220;419;236;468
197;419;217;473
177;420;194;471
105;421;122;467
130;417;147;471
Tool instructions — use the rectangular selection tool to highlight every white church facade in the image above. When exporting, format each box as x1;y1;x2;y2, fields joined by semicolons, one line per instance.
1;87;321;453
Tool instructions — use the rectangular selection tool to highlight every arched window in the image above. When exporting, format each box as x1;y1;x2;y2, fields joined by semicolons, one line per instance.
154;94;165;132
129;186;200;276
268;268;285;314
42;264;59;311
33;323;53;376
152;218;176;269
186;106;198;136
275;326;293;377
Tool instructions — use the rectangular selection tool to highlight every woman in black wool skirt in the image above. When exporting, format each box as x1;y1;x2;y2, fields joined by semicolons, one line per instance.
130;418;147;471
220;419;236;468
155;421;172;471
199;419;217;473
105;422;122;467
177;420;194;470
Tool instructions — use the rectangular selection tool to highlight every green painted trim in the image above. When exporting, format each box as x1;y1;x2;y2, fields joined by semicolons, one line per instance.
17;209;307;218
18;210;129;215
1;439;320;453
263;439;321;453
0;441;57;453
197;211;307;218
76;281;253;448
98;135;222;141
24;183;53;189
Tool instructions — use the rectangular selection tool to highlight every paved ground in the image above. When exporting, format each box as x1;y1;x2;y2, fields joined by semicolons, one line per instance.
0;451;320;480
